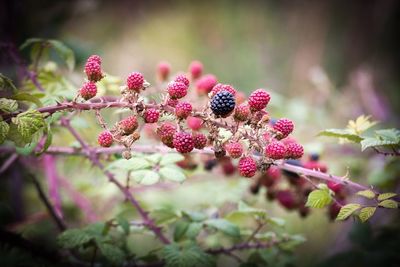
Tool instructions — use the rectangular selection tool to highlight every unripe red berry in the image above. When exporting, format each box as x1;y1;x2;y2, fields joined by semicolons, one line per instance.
233;104;251;122
87;55;102;65
285;143;304;159
166;98;179;107
98;131;113;147
273;118;294;138
173;132;194;153
157;61;171;81
126;72;144;92
220;157;236;176
238;156;257;178
195;74;217;95
157;123;176;148
189;60;203;79
144;108;160;123
192;132;207;149
328;202;343;221
79;81;97;100
210;83;237;97
276;190;297;210
84;61;103;82
260;166;281;187
248;89;270;111
225;141;243;159
119;116;138;134
327;181;343;194
167;81;188;99
187;116;202;131
175;102;192;119
174;74;190;87
265;141;286;160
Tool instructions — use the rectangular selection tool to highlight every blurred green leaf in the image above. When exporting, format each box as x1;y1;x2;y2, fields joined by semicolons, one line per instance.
97;242;125;266
11;92;43;107
151;208;180;225
185;222;203;239
160;153;185;166
107;157;152;171
163;243;215;267
182;211;207;222
35;124;52;155
358;207;376;222
57;229;93;249
116;216;130;235
356;190;375;199
378;199;398;209
305;188;332;208
336;204;361;221
140;171;160;185
0;98;18;113
0;121;10;144
377;192;397;201
48;40;75;70
318;128;363;143
205;218;240;237
159;166;186;182
0;73;18;92
174;221;190;242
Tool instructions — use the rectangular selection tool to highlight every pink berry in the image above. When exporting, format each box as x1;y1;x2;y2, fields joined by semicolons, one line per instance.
126;72;144;92
225;141;243;159
84;61;103;82
238;156;257;178
192;132;207;149
157;61;171;81
119;116;138;134
157;123;176;148
233;103;251;122
167;81;188;99
285;143;304;159
210;83;237;97
174;74;190;87
276;190;297;210
189;60;203;79
173;132;194;153
79;81;97;100
273;118;294;138
248;89;270;112
260;166;281;187
98;131;113;147
144;108;160;123
187;116;202;131
327;181;343;194
87;55;102;65
175;102;193;119
265;141;286;160
166;98;179;107
195;74;217;95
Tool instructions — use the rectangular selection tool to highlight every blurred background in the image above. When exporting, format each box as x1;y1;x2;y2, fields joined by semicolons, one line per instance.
1;0;400;266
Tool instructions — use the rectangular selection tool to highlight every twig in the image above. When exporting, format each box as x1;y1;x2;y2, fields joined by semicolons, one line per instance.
0;153;18;175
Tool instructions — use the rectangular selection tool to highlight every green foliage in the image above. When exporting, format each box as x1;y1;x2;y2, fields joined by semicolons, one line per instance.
0;73;18;92
204;218;240;237
336;204;361;221
378;199;398;209
360;129;400;151
0;98;18;113
358;207;376;223
377;192;397;201
57;229;93;249
356;190;375;199
163;243;215;267
0;120;10;145
7;110;46;147
305;184;333;208
97;242;126;266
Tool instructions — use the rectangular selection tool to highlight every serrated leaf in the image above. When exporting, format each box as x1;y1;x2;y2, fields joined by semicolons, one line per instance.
97;242;125;266
0;98;18;112
0;121;9;144
375;129;400;142
0;73;17;92
305;189;332;208
57;229;93;249
48;40;75;70
159;153;185;166
11;110;45;143
358;207;376;222
163;243;215;267
336;203;361;221
318;128;363;143
378;199;398;209
11;93;43;107
361;137;399;151
204;219;240;237
174;221;190;242
139;171;160;185
377;193;397;201
356;190;375;199
159;166;186;182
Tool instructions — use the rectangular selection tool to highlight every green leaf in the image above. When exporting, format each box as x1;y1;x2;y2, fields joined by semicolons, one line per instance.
0;73;18;92
159;153;185;166
107;157;152;171
0;98;18;112
356;190;375;199
146;153;162;163
97;242;125;266
11;110;45;143
204;218;240;237
0;121;9;144
57;229;93;249
378;199;398;209
35;124;52;155
377;193;397;201
267;217;286;227
305;189;332;208
48;40;75;70
159;166;186;182
174;221;190;242
358;207;376;222
185;222;203;239
139;171;160;185
20;38;44;50
11;93;43;107
182;211;207;222
163;243;215;267
336;204;361;221
116;216;130;235
318;128;363;143
150;208;180;225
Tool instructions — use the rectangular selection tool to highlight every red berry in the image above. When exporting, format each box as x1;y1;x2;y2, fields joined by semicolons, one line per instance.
327;181;343;194
175;102;192;119
210;83;237;97
195;74;217;95
276;190;297;210
281;137;297;146
285;143;304;159
328;202;343;221
221;158;236;176
173;132;194;153
98;131;113;147
260;166;281;187
233;103;251;122
157;61;171;81
238;156;257;177
192;132;207;149
273;118;294;138
166;98;179;107
167;81;188;99
265;141;286;160
225;141;243;159
126;72;144;92
248;89;270;111
144;108;160;123
87;55;102;65
157;123;176;148
189;60;203;79
187;116;202;131
84;61;103;82
119;116;138;134
174;74;190;87
79;82;97;100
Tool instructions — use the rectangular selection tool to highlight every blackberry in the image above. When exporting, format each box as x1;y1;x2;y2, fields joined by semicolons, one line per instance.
210;91;235;117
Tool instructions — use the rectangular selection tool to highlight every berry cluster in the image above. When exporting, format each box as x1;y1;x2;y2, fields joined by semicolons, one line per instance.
79;55;104;100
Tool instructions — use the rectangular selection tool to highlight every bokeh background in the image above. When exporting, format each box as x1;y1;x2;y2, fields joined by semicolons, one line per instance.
1;0;400;266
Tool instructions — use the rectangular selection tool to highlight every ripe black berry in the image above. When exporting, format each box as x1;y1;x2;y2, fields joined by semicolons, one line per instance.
210;91;235;117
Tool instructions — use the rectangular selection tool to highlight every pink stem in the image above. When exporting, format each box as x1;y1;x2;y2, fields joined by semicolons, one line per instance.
43;155;63;219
